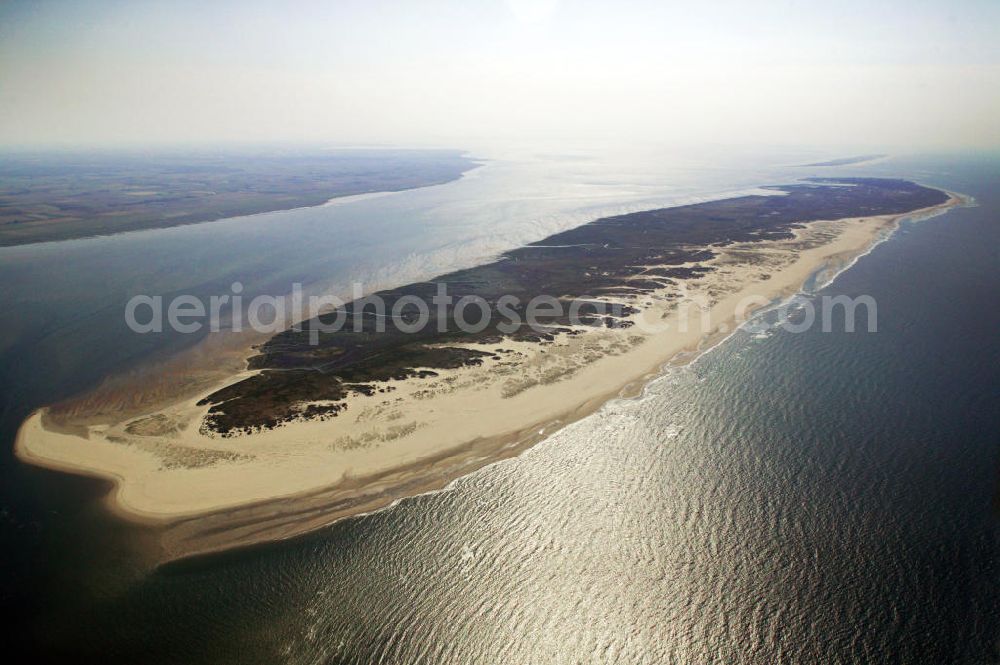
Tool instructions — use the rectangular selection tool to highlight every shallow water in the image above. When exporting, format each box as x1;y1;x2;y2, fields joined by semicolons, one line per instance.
1;150;997;663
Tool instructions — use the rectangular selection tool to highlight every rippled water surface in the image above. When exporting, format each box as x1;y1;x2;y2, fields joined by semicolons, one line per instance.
1;150;997;663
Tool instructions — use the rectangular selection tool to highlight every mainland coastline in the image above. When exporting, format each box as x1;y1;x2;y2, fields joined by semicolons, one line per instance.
15;178;965;563
0;149;477;247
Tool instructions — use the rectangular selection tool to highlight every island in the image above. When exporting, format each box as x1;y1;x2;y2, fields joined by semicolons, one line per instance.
15;177;963;562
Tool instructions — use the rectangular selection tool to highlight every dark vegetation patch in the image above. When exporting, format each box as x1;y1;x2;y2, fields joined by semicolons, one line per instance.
199;178;947;435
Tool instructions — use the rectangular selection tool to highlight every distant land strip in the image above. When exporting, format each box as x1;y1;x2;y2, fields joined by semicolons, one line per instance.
0;148;477;246
797;154;887;167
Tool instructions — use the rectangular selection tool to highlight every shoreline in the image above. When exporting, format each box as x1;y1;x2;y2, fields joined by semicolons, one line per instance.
0;151;482;248
14;186;966;563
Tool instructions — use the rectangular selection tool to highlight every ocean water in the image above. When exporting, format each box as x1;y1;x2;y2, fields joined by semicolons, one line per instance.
1;151;997;663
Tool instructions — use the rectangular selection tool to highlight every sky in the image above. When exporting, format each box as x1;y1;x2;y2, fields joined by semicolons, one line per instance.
1;0;998;150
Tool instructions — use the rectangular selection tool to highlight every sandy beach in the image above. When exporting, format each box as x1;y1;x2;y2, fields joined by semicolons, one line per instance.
14;191;964;562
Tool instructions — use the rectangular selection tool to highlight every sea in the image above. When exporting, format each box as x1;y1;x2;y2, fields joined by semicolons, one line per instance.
0;147;997;663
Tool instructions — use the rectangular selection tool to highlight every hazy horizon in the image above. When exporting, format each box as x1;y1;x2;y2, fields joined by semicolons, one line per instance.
1;0;998;151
